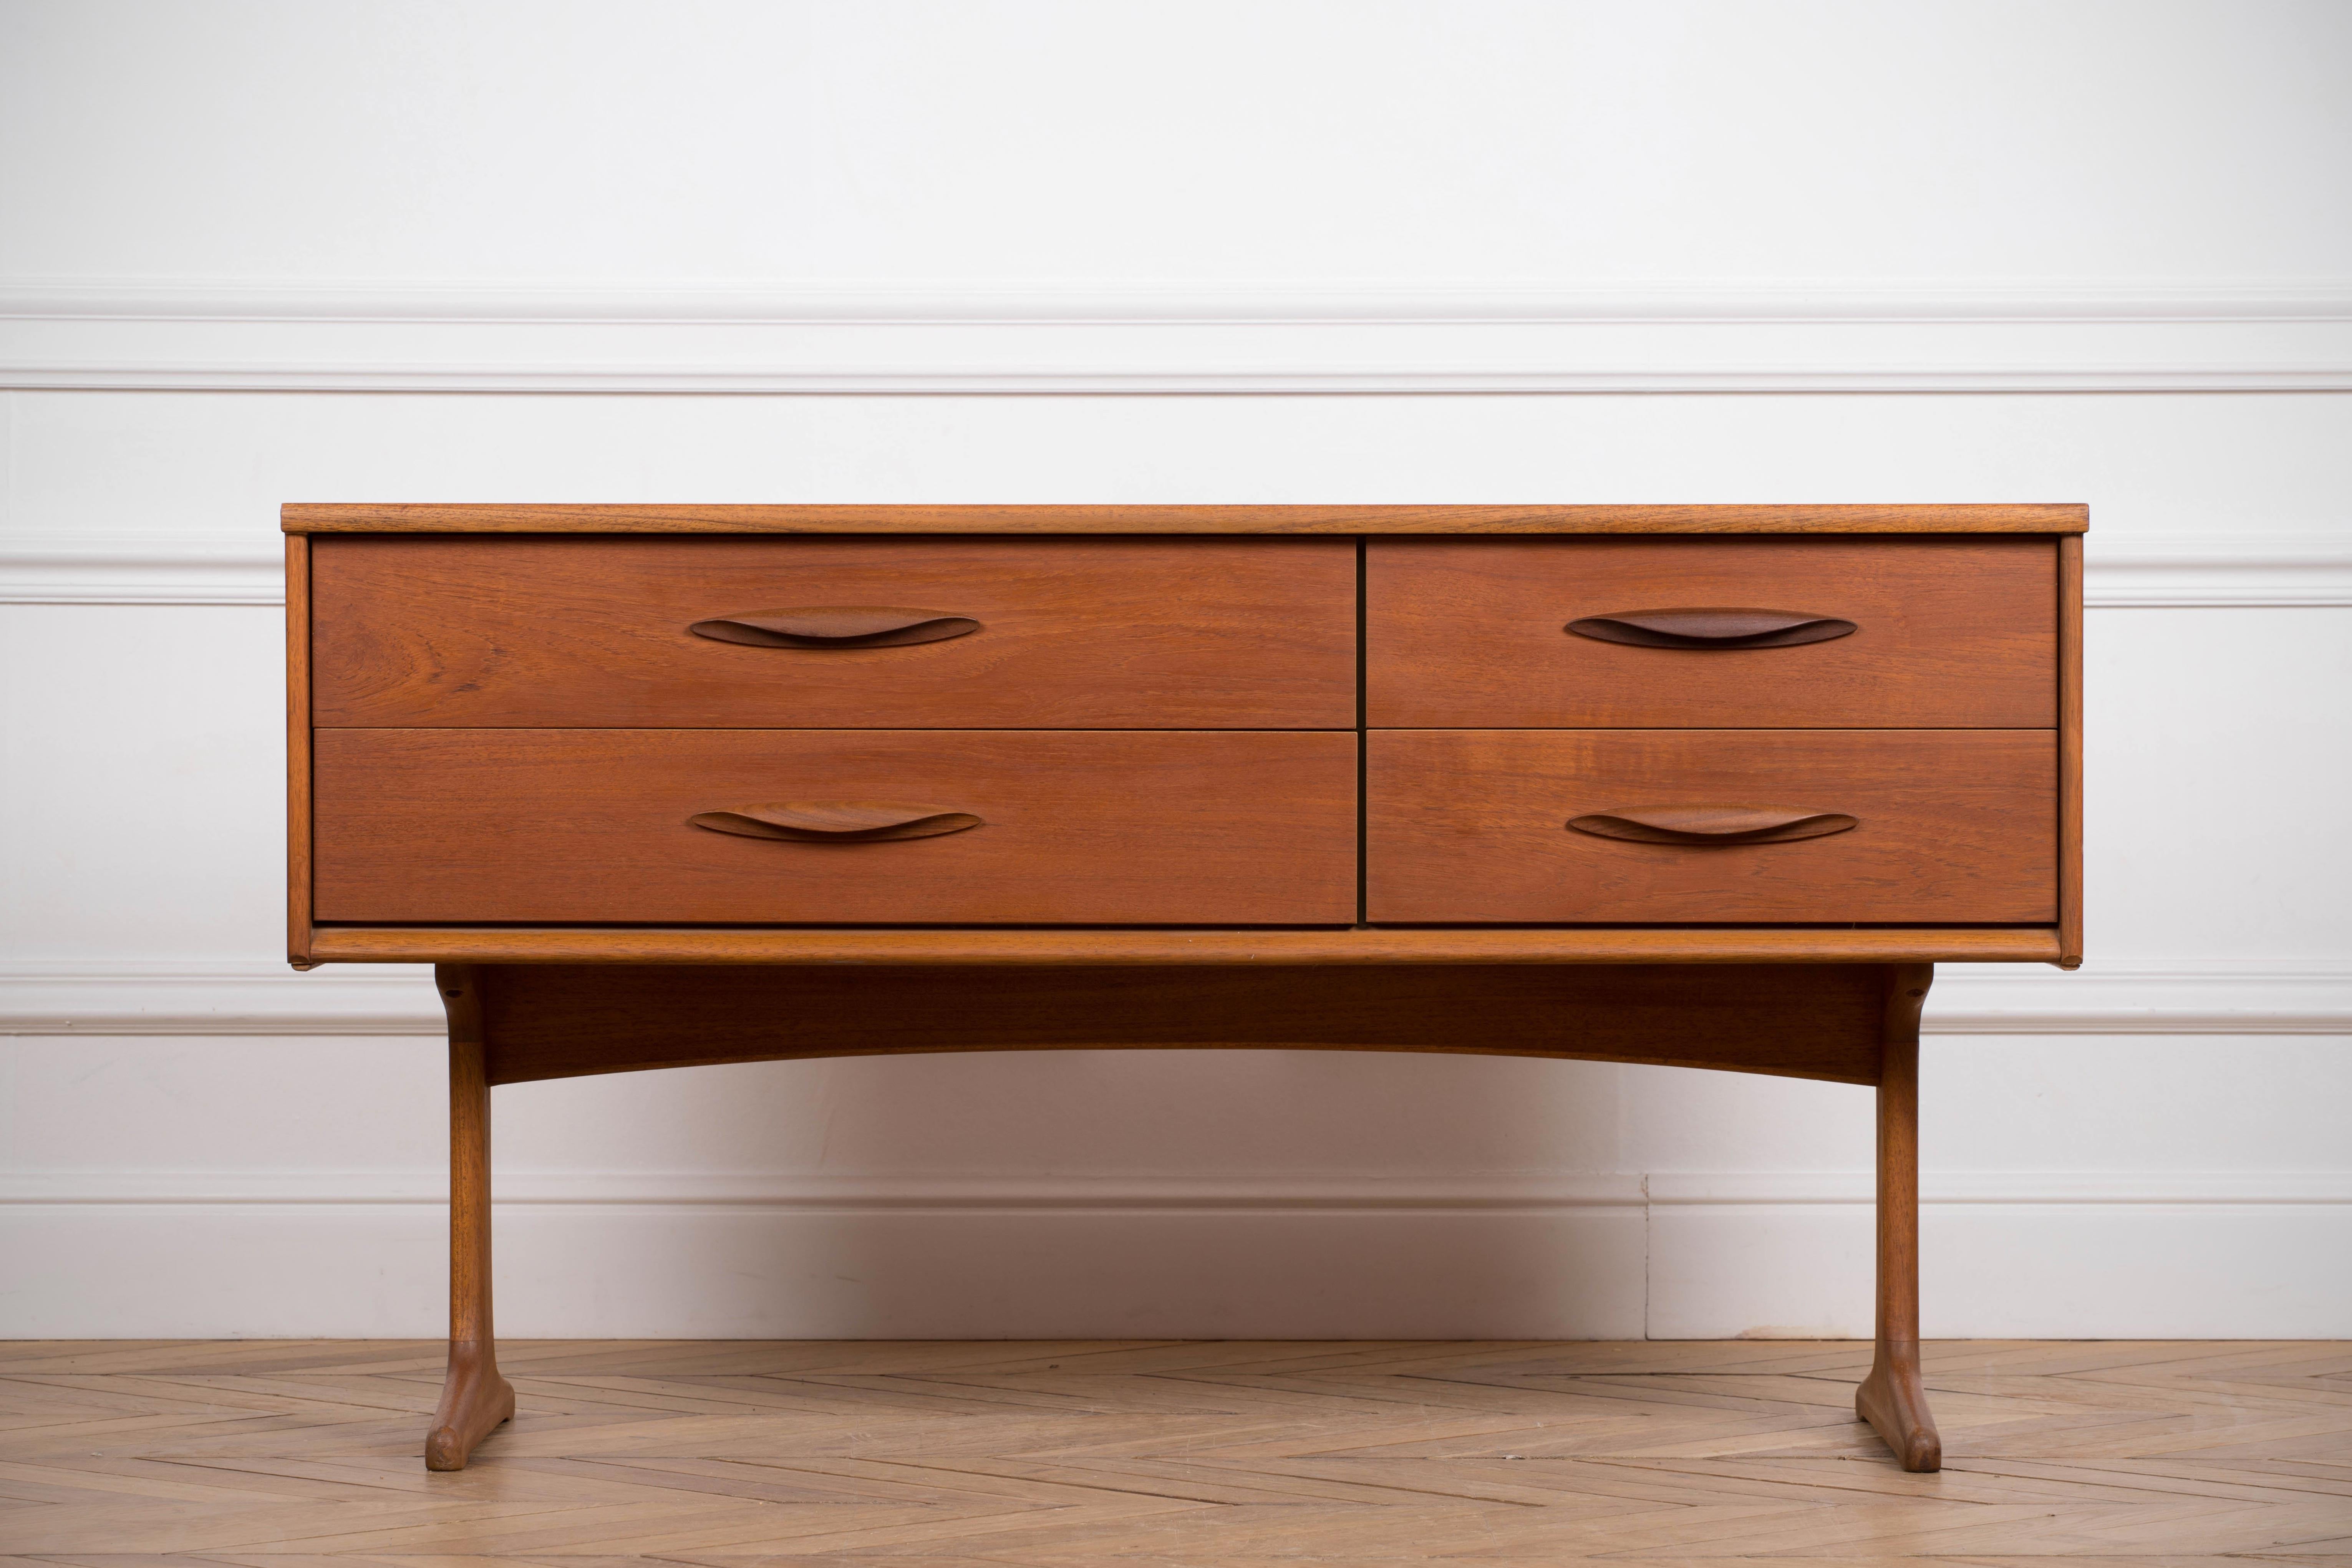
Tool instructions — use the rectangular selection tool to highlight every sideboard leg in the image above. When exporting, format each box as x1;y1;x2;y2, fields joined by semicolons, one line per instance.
425;965;515;1471
1856;963;1943;1472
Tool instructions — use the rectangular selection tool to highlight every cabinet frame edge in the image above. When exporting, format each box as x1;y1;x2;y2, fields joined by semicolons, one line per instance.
301;925;2065;966
287;533;315;968
2057;531;2084;968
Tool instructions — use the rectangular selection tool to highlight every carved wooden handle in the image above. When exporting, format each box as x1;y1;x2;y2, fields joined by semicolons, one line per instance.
1566;608;1856;648
1567;806;1859;845
688;607;981;648
688;803;984;842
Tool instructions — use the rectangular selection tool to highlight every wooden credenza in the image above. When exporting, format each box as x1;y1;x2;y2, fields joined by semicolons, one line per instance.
285;503;2084;1472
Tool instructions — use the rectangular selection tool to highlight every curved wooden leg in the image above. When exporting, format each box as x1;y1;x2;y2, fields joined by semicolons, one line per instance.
426;966;514;1471
1858;965;1942;1473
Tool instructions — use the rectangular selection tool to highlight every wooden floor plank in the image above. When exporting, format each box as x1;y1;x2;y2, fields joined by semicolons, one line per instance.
2;1340;2347;1561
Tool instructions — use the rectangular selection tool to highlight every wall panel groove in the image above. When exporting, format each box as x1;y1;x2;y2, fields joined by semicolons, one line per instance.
5;291;2350;392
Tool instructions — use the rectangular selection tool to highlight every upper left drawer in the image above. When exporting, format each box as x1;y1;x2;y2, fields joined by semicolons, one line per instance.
310;535;1358;728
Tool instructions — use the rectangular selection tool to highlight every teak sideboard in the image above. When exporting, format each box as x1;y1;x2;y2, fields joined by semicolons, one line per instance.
284;502;2085;1473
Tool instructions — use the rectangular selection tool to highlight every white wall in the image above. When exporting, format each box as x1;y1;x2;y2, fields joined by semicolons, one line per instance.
3;0;2349;1339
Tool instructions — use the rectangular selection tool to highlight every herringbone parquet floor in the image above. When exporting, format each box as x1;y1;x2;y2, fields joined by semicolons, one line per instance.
2;1340;2347;1563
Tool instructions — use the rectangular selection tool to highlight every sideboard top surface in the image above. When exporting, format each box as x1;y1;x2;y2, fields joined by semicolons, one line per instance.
282;503;2088;535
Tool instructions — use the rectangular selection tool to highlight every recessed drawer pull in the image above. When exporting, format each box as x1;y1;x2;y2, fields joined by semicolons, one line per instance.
687;607;982;648
1568;805;1859;845
688;803;984;842
1565;608;1856;649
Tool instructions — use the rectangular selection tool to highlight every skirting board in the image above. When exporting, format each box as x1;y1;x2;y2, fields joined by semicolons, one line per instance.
4;531;2349;606
3;1171;2345;1339
4;960;2347;1037
4;283;2350;391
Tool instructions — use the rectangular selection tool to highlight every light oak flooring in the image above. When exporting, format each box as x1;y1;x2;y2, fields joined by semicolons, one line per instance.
2;1340;2348;1564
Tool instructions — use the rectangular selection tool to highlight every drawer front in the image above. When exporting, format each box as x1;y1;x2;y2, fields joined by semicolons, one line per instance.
312;536;1356;729
1367;729;2054;923
315;729;1359;924
1367;537;2055;728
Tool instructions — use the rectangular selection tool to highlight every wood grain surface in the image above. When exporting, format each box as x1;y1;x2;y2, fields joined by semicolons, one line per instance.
1367;535;2057;728
471;961;1891;1086
1368;729;2056;924
304;923;2066;966
284;534;313;966
282;501;2092;534
2059;531;2086;966
425;969;514;1472
313;729;1359;925
5;1338;2340;1562
1860;968;1942;1473
311;535;1356;729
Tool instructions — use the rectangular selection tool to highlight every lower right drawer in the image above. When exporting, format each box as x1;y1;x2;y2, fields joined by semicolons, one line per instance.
1367;729;2055;924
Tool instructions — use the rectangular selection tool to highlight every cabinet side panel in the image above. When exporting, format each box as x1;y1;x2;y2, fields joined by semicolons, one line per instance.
286;533;314;965
2058;532;2083;966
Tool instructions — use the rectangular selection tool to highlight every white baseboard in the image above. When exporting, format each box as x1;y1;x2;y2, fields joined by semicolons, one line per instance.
4;531;2350;607
4;281;2350;392
4;1170;2343;1339
1646;1192;2352;1341
4;959;2346;1037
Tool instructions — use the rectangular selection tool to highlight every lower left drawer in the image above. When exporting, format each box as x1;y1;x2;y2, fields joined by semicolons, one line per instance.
314;729;1360;925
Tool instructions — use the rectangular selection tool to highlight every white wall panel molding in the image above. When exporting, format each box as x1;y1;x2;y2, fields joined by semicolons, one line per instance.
4;283;2349;393
1927;961;2352;1034
2080;536;2352;607
1643;1170;2352;1207
15;280;2350;323
0;535;285;605
0;963;441;1034
6;532;2350;608
5;960;2347;1038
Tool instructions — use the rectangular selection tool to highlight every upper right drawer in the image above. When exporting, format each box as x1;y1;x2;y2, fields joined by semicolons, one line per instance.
1367;535;2057;729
